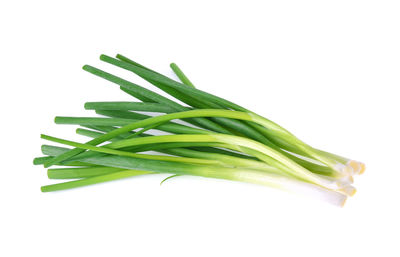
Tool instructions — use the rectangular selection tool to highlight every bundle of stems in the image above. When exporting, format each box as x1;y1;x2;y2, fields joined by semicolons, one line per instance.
34;54;365;206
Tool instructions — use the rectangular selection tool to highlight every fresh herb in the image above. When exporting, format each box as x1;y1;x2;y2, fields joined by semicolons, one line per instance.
34;54;365;206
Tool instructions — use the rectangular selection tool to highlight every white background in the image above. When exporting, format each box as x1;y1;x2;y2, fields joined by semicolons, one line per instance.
1;1;399;256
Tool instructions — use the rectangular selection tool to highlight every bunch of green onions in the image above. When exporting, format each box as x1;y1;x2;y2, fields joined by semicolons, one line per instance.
34;54;365;206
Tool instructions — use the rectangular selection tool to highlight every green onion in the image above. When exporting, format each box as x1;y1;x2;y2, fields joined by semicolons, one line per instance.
170;63;195;88
84;101;177;113
41;134;223;166
47;166;125;179
35;53;365;206
42;169;153;192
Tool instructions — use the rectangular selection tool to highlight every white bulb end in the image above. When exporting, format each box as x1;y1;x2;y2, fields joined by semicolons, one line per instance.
338;185;357;197
346;160;366;175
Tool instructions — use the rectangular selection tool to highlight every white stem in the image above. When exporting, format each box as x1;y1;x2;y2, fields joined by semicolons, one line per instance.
230;169;348;207
320;174;354;186
211;134;343;191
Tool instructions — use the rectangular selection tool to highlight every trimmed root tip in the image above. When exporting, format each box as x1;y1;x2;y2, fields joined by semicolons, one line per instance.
340;196;347;207
359;162;366;174
347;160;360;175
347;160;366;175
336;175;354;187
347;175;354;184
339;185;357;197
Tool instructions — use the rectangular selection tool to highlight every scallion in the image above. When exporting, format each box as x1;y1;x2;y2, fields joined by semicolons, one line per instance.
34;53;365;206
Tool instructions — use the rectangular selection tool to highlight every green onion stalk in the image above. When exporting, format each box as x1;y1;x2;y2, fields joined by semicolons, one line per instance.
34;53;365;207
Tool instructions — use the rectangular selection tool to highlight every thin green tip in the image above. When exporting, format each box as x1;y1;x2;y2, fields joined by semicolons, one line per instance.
33;158;39;165
99;54;108;61
54;117;65;124
40;186;48;192
40;144;47;153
